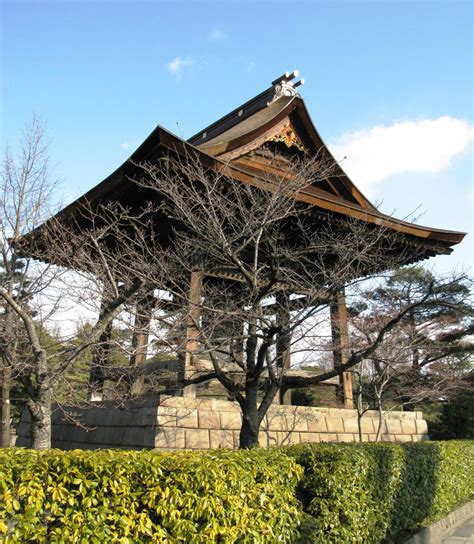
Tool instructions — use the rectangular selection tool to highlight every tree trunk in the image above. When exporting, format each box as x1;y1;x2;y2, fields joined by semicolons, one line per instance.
0;366;11;447
239;380;260;449
375;399;383;442
239;413;259;449
29;389;52;450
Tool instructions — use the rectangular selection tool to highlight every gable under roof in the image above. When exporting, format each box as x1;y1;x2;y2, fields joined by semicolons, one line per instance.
188;74;376;211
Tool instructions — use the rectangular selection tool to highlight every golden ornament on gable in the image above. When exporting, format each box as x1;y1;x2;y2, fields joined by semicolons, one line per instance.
269;126;305;151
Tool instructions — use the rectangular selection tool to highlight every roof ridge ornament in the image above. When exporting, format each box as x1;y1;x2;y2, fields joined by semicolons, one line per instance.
268;70;305;105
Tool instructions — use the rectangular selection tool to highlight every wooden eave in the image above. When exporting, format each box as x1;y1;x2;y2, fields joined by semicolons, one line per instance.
19;73;466;267
21;124;465;257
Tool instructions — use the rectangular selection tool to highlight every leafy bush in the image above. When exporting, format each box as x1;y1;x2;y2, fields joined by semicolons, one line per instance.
286;440;474;544
2;441;472;543
0;448;302;543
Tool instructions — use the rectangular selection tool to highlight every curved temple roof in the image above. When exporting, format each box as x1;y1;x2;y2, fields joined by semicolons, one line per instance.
22;73;466;258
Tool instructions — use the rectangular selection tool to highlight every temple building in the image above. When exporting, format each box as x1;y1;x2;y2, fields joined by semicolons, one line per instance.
16;72;465;450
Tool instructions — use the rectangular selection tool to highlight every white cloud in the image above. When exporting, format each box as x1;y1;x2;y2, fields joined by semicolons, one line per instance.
329;116;474;196
209;28;227;41
167;56;193;75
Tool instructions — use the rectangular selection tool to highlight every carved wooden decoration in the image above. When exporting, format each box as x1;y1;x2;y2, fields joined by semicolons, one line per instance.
268;126;305;152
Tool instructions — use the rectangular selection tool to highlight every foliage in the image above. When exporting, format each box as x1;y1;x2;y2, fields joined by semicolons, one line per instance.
348;267;473;425
0;447;302;543
286;440;474;544
426;378;474;439
1;441;472;543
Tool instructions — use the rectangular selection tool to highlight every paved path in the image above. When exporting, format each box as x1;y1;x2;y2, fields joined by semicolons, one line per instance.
442;515;474;544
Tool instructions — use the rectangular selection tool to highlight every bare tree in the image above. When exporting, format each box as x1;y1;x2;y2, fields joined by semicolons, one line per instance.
0;116;58;447
0;120;168;448
130;152;449;448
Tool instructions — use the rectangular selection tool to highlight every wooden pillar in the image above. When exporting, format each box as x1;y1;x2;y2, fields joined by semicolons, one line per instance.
276;292;292;405
129;293;154;396
330;289;353;408
88;288;114;402
180;271;203;398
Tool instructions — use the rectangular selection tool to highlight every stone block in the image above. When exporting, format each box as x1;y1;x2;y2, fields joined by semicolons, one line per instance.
401;420;417;435
141;406;160;417
157;407;177;426
176;408;198;428
198;410;221;429
342;418;359;433
220;411;242;430
307;417;327;433
329;408;354;418
400;411;417;420
54;440;81;450
280;432;300;446
211;399;239;412
185;429;210;449
337;433;356;443
264;431;299;446
265;414;285;430
385;419;402;434
258;433;268;448
266;431;282;447
299;432;320;444
121;427;154;447
360;418;375;434
155;428;186;449
160;396;199;410
20;408;31;423
129;410;157;427
396;434;412;443
266;412;308;432
57;424;79;442
15;436;31;448
210;430;234;449
66;427;89;444
320;433;337;442
326;417;344;433
416;419;428;435
83;426;104;444
157;407;198;428
16;422;31;437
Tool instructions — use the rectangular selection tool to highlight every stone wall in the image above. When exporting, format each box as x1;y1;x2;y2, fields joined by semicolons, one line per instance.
16;395;429;450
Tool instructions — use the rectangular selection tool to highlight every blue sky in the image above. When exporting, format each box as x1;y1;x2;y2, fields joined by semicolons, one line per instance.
2;0;473;273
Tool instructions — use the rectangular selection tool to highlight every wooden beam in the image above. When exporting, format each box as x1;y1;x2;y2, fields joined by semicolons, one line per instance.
181;271;203;398
330;289;353;408
87;288;114;402
276;292;292;405
129;293;155;396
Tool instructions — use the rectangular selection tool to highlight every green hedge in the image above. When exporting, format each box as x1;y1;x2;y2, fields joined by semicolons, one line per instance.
286;440;474;544
0;448;302;543
1;441;473;543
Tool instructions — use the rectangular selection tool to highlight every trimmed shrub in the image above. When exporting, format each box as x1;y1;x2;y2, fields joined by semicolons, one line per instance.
1;441;472;543
0;448;303;543
286;440;474;544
